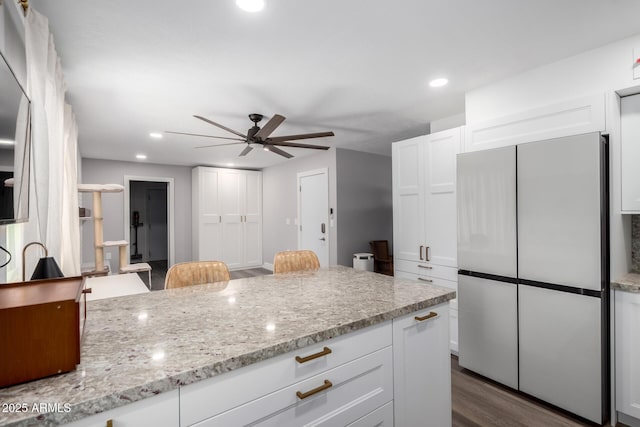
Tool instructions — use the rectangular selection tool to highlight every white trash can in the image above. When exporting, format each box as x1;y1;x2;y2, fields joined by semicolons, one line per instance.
353;253;374;271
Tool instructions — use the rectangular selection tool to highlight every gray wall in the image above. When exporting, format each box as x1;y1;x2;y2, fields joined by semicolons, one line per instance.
262;149;337;266
335;148;393;267
80;158;192;271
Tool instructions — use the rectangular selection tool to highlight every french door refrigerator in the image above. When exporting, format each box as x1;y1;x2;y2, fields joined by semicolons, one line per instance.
457;132;609;424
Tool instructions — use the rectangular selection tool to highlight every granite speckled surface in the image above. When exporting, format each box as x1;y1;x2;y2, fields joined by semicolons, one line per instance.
612;272;640;293
632;215;640;273
0;266;455;426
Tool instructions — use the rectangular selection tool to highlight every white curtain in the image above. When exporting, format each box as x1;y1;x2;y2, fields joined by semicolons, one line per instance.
8;8;80;281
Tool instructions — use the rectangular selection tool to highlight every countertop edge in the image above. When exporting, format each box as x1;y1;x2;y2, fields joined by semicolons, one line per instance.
7;291;455;427
611;272;640;293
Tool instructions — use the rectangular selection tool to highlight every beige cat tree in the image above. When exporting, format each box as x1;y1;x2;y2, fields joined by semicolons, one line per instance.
78;183;152;288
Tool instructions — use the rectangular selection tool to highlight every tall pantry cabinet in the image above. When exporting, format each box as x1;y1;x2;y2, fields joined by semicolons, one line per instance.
392;127;461;352
192;167;262;269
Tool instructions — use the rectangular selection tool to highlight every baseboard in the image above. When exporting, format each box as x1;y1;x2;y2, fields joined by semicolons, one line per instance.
263;262;273;272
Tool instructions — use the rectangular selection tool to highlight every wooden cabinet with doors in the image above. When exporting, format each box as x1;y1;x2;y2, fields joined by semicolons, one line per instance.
192;167;262;269
392;127;461;352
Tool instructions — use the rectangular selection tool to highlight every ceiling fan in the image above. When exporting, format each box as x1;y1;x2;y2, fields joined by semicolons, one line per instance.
166;113;335;159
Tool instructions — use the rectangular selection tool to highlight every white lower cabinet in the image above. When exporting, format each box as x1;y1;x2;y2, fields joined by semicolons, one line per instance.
63;389;179;427
393;304;451;427
346;401;394;427
193;348;393;426
394;268;458;353
616;290;640;423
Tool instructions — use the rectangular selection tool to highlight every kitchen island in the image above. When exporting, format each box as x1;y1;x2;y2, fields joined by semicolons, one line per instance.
0;266;455;426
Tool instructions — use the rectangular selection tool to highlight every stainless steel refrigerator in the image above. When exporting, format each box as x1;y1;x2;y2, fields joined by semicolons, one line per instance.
457;132;609;424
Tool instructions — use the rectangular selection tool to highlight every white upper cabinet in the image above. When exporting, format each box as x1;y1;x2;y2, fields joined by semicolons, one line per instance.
193;167;263;269
392;128;461;267
392;136;426;262
621;93;640;213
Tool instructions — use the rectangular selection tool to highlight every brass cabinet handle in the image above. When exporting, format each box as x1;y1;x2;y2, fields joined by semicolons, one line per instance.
419;245;424;260
296;380;333;400
106;420;113;427
418;264;432;269
415;312;438;322
426;246;431;261
295;346;332;364
418;277;433;283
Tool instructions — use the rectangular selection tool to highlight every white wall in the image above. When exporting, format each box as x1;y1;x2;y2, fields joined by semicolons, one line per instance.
80;158;192;271
335;148;393;266
262;149;337;266
465;33;640;281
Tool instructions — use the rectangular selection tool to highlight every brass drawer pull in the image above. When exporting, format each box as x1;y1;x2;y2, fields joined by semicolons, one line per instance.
296;380;333;400
415;312;438;322
418;277;433;283
418;265;432;269
295;346;332;364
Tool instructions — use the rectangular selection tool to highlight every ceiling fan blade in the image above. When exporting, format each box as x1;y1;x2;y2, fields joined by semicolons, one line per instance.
165;131;245;141
264;144;294;159
254;114;286;140
270;141;330;150
267;131;335;143
239;145;253;157
193;115;246;138
194;142;243;149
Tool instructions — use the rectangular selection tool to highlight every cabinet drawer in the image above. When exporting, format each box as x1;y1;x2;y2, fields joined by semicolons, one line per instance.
395;259;458;281
180;321;392;426
346;401;394;427
193;347;393;427
63;390;178;427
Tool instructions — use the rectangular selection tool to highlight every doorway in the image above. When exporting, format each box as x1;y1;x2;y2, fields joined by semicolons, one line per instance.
297;168;329;266
124;176;175;288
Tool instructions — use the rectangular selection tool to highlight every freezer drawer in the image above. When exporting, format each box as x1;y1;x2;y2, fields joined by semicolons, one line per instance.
519;285;602;424
458;275;518;389
517;132;602;291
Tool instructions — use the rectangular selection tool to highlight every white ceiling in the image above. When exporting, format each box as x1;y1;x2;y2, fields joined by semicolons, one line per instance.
31;0;640;169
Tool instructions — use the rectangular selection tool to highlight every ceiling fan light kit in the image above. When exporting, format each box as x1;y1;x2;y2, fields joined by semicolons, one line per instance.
167;113;334;159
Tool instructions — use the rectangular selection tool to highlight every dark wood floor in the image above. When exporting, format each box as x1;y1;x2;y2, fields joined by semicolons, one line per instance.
452;356;618;427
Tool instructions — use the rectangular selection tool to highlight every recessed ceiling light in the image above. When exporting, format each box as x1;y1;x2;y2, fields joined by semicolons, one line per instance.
136;154;147;160
149;132;163;139
429;78;449;88
0;139;15;145
236;0;264;12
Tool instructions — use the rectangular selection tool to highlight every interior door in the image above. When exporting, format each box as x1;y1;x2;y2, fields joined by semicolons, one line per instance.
195;167;222;261
298;170;329;266
146;187;168;261
517;132;602;290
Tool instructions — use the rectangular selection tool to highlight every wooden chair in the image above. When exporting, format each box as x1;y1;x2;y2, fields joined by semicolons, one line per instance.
164;261;231;289
369;240;394;276
273;250;320;274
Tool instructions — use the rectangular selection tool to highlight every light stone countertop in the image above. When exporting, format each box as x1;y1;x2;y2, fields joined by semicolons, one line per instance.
0;266;455;426
611;272;640;293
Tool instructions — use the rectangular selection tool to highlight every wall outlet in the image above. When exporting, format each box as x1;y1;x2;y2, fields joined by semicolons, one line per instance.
285;218;290;225
105;252;112;260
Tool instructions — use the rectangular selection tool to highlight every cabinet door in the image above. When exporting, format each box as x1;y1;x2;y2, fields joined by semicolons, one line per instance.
621;94;640;212
393;304;451;427
63;390;178;427
243;172;262;267
392;136;426;262
424;128;460;268
193;167;222;261
616;290;640;419
219;169;244;269
346;402;393;427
